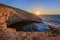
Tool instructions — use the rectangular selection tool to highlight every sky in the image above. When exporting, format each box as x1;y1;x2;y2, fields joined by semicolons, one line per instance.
0;0;60;15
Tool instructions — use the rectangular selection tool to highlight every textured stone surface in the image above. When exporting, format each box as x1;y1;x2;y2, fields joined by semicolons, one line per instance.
0;30;60;40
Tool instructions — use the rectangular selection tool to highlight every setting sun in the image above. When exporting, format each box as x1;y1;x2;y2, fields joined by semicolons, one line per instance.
35;11;40;15
31;8;43;15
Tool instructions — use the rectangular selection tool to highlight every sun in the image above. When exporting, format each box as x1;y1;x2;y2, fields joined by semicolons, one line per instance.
31;8;43;15
32;10;41;16
35;11;40;15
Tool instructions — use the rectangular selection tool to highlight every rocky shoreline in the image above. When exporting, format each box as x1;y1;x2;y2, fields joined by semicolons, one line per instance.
0;4;60;40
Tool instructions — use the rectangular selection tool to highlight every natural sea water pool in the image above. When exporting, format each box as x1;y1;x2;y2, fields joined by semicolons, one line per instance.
22;22;49;32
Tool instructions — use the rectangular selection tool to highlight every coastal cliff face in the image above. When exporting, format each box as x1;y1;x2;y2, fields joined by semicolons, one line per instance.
0;4;42;26
0;4;60;40
1;4;42;26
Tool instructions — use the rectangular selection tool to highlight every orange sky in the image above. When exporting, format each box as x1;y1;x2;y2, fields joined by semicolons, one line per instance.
31;9;60;15
42;11;60;15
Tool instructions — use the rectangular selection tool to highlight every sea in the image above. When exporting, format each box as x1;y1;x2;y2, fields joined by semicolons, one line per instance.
40;15;60;27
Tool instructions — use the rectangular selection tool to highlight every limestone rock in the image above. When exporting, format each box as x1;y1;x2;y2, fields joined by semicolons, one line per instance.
0;4;42;26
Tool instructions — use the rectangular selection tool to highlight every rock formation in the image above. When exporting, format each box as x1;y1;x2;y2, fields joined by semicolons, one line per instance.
0;4;17;40
0;4;16;30
0;4;60;40
0;4;42;26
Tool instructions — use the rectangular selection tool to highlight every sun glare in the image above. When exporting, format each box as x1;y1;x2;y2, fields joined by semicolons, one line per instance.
32;8;43;15
35;11;40;15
